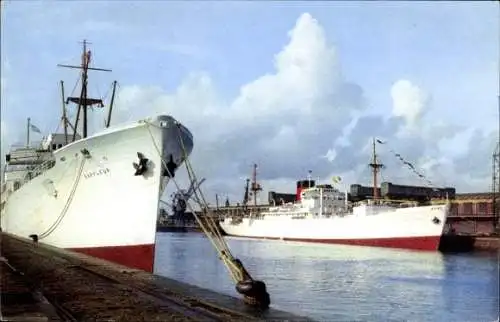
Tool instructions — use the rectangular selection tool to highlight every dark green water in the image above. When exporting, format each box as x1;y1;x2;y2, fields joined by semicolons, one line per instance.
154;232;499;322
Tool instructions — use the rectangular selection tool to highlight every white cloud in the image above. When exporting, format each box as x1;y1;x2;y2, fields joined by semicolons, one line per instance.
3;12;494;200
107;12;496;200
324;149;338;163
391;79;430;128
114;12;363;175
107;12;373;202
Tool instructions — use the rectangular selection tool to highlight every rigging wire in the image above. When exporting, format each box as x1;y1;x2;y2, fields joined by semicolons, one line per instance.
70;74;81;98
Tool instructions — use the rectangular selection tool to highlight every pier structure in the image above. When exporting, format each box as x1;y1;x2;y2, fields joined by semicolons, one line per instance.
0;233;313;321
442;192;499;236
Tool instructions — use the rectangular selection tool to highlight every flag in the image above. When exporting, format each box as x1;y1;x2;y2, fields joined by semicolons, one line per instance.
30;124;41;134
376;139;385;144
332;176;342;183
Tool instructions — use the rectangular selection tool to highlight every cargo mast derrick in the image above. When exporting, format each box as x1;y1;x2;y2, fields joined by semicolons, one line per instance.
243;178;250;207
492;94;500;232
57;39;114;141
369;138;384;200
250;163;262;206
492;143;499;231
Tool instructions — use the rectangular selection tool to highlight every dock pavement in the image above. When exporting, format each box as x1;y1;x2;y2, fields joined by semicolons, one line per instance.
1;233;314;321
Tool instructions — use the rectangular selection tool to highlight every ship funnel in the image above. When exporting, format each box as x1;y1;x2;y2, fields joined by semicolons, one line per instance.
296;179;315;201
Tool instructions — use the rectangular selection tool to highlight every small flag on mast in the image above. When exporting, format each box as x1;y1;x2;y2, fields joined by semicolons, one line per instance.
30;123;41;134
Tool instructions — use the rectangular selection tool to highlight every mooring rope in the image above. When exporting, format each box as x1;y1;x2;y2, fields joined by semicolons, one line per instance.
144;121;246;283
39;156;86;240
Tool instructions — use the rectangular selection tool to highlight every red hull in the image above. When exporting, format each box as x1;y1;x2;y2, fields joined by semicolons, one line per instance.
69;243;155;272
226;235;442;251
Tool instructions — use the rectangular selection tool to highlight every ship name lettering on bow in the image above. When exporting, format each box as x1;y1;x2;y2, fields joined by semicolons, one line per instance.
83;168;110;179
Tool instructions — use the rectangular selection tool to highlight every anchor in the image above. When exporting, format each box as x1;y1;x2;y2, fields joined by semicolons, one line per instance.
133;152;149;176
163;154;178;178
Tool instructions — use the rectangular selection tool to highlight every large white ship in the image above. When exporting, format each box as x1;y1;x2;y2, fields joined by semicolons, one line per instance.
220;140;451;251
0;41;193;272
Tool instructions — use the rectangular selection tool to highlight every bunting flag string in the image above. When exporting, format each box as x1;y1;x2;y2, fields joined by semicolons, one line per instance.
375;139;435;188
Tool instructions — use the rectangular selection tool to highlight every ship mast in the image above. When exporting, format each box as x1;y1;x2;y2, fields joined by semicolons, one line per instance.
58;40;112;140
369;138;384;200
243;178;250;207
250;163;262;206
60;81;69;144
105;80;118;128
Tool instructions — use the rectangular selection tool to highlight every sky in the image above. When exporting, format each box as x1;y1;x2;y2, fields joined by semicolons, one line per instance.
1;1;499;206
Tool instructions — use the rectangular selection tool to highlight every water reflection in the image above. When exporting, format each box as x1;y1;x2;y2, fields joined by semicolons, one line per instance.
154;233;498;322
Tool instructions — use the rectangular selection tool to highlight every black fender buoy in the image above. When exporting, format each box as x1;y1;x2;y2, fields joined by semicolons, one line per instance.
231;257;270;309
236;279;271;309
432;217;441;224
236;279;255;295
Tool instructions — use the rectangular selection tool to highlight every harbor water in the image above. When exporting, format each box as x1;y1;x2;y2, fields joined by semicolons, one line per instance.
154;232;498;322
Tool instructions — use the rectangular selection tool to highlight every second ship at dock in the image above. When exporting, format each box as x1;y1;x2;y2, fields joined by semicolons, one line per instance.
220;139;453;251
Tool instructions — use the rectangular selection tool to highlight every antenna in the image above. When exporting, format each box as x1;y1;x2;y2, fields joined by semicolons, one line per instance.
369;138;384;199
26;117;30;147
58;39;112;140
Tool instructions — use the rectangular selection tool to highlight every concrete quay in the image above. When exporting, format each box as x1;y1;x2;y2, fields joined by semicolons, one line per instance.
439;234;500;252
0;233;314;321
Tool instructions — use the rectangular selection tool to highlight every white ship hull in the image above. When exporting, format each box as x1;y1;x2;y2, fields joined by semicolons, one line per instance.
220;204;449;251
1;115;193;272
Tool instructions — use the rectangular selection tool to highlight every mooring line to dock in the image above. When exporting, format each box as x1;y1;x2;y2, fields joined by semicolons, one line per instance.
38;156;87;241
145;121;271;309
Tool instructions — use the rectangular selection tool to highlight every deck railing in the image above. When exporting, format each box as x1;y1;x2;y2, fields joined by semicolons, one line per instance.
23;159;56;184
